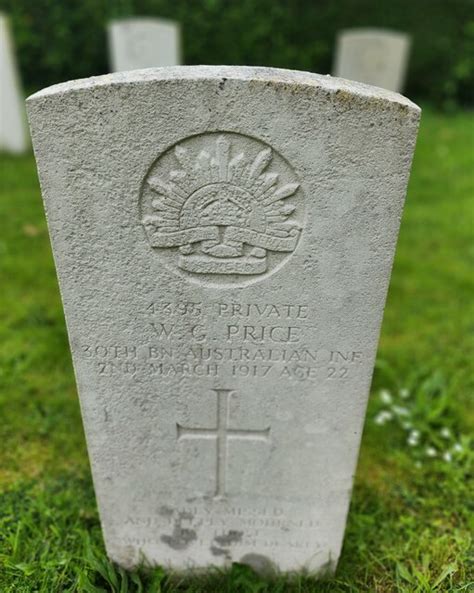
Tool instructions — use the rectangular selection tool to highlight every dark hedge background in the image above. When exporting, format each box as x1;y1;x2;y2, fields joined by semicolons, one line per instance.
1;0;473;107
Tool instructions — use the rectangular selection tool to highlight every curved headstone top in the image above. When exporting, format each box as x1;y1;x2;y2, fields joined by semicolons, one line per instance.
28;65;417;107
107;17;181;72
337;27;410;42
333;29;411;93
27;66;420;574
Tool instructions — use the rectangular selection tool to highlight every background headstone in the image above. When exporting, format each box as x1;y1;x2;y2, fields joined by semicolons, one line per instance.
27;66;420;574
333;28;411;92
0;13;28;153
108;17;181;72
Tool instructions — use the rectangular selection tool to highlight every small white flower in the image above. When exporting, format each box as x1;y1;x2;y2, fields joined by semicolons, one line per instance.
452;443;463;453
440;427;451;439
402;421;412;430
399;388;410;399
379;389;393;405
407;430;420;446
443;451;452;462
425;446;437;458
393;406;410;417
374;410;393;425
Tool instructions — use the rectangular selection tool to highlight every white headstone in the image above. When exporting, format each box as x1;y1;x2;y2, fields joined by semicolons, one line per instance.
27;66;420;574
108;18;181;72
0;13;28;153
333;29;411;93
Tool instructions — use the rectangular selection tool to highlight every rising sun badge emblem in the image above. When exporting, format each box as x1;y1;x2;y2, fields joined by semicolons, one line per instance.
140;132;304;285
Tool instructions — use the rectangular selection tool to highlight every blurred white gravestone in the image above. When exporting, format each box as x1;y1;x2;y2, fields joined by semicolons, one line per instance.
27;66;420;574
334;29;411;93
0;13;28;153
108;18;181;72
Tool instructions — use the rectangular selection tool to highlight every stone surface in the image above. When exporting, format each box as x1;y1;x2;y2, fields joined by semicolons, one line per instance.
108;17;181;72
0;13;28;153
333;28;411;92
27;66;420;574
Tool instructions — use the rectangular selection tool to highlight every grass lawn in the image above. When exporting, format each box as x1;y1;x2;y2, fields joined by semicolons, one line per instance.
0;108;473;592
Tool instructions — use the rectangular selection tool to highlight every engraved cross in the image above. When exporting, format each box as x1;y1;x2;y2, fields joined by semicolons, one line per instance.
177;388;270;498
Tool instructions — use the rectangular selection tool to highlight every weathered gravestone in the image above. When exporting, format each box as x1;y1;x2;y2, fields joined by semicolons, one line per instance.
108;17;181;72
27;66;420;574
0;13;28;153
333;29;411;93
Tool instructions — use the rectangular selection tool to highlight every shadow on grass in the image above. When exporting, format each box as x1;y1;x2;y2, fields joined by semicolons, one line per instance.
0;474;370;592
1;463;471;592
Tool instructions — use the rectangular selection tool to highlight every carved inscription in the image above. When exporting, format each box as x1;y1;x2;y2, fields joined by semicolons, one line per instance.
80;299;364;382
140;132;304;285
177;389;270;498
122;504;323;551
